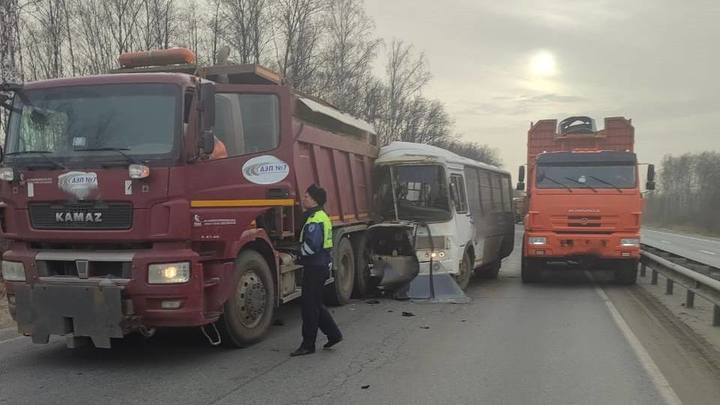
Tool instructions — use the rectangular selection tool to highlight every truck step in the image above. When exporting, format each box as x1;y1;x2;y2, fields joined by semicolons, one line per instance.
204;277;221;288
282;288;302;303
280;264;303;274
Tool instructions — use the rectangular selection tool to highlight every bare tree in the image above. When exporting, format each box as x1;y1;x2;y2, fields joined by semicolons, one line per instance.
318;0;379;115
271;0;324;92
141;0;176;50
1;0;23;82
223;0;269;64
376;40;431;144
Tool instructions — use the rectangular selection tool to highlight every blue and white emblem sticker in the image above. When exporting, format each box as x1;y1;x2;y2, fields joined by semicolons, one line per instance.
242;155;290;185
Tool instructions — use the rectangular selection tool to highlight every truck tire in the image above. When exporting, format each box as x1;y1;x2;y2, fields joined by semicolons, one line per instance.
351;233;374;298
326;237;355;306
615;260;638;285
521;258;542;283
453;250;472;290
218;250;276;348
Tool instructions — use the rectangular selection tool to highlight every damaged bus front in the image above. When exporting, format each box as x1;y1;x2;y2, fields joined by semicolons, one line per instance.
368;142;514;301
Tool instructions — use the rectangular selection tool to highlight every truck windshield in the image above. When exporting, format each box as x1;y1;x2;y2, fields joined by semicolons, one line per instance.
373;164;451;222
5;84;180;166
536;164;636;189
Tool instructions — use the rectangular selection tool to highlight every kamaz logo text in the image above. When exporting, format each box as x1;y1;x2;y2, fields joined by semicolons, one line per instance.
55;212;103;223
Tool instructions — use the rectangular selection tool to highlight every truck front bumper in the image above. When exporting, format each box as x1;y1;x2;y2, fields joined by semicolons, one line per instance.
3;247;214;346
524;231;640;259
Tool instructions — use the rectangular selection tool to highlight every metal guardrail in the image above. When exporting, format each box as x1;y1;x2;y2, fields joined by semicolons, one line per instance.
640;245;720;327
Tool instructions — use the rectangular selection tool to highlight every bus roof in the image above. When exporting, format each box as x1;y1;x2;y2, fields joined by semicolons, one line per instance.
377;142;508;175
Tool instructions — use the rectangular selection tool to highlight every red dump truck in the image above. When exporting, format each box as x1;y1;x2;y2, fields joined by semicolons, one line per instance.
0;49;377;348
517;116;655;284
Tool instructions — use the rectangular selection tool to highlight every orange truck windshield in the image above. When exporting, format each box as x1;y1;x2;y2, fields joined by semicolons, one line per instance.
536;164;636;189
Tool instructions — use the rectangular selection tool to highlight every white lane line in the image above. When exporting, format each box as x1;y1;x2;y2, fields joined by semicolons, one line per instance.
593;284;682;405
698;250;717;256
644;229;720;244
0;335;24;345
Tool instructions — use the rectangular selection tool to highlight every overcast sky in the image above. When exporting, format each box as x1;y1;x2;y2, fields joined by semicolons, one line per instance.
364;0;720;173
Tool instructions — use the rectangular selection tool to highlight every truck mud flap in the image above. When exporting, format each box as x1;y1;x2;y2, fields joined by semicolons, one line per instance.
14;283;124;348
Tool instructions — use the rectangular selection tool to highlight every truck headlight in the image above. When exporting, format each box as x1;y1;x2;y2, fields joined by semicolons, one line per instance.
148;262;190;284
620;238;640;247
1;261;26;281
0;167;16;182
529;237;547;245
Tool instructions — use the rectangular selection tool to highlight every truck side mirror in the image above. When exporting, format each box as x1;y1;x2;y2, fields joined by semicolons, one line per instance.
516;165;525;190
646;164;656;191
199;82;215;156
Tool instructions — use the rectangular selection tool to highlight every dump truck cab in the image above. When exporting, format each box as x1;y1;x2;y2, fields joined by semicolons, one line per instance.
0;49;377;348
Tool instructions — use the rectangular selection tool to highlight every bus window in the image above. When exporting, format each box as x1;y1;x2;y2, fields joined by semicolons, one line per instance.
501;176;512;212
450;174;468;214
479;170;492;214
491;173;503;212
465;167;483;217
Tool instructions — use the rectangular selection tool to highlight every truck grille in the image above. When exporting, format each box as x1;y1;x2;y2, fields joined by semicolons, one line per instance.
29;202;133;230
567;215;602;227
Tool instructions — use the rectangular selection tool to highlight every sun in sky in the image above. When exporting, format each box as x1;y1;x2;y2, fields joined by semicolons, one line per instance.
529;50;558;77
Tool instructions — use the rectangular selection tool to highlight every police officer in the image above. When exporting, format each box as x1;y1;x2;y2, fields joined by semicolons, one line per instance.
291;184;343;357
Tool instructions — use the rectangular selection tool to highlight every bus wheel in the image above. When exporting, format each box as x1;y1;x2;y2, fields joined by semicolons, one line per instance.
326;237;355;306
218;250;276;348
475;260;501;279
453;250;472;290
614;260;638;285
352;233;375;298
521;258;542;283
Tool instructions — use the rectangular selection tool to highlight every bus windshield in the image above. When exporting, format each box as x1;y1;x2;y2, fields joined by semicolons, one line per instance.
373;164;451;222
5;84;180;167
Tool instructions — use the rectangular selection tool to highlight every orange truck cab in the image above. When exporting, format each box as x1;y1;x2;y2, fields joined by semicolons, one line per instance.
517;116;655;284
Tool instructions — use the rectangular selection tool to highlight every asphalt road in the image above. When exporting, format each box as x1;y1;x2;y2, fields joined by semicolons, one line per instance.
642;228;720;268
3;232;719;405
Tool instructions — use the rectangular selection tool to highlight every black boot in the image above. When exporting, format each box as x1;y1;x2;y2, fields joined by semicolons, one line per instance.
323;336;343;349
290;346;315;357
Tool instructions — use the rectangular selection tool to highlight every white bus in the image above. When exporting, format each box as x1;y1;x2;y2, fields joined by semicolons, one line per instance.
369;142;515;292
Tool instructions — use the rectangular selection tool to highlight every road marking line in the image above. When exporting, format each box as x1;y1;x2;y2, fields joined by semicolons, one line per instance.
644;229;720;244
698;250;717;256
0;335;24;345
593;284;682;405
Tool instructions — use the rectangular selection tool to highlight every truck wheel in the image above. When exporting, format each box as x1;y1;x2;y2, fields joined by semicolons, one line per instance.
453;250;472;290
352;233;374;298
521;258;542;283
326;237;355;306
615;261;638;285
218;250;276;348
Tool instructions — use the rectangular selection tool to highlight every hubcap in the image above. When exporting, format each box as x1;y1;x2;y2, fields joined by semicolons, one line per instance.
236;270;267;328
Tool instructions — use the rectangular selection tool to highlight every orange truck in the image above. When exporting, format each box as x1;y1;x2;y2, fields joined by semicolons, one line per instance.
516;116;655;284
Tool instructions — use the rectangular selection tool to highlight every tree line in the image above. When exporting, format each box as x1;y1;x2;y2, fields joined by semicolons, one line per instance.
645;152;720;235
0;0;501;165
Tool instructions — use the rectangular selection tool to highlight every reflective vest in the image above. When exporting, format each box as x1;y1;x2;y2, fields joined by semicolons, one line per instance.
301;209;333;251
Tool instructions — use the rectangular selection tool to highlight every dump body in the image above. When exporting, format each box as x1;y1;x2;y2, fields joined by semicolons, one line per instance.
521;117;645;282
0;60;377;347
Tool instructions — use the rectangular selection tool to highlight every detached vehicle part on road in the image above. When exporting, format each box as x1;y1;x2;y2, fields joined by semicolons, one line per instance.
0;49;377;348
517;116;655;284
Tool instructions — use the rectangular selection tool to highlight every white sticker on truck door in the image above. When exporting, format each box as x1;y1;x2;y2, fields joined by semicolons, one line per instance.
242;155;290;185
